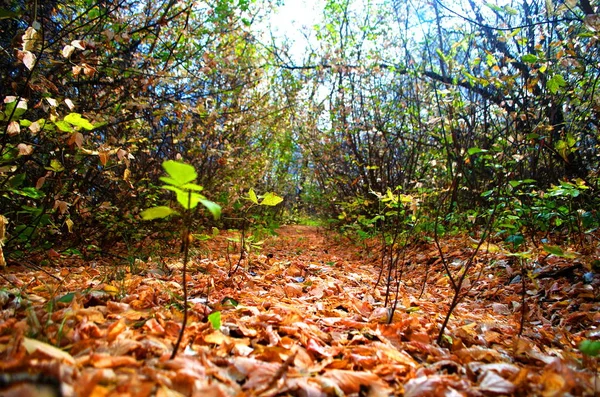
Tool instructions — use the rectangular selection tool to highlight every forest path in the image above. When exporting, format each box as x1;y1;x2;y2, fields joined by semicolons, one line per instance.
203;224;596;396
0;225;596;396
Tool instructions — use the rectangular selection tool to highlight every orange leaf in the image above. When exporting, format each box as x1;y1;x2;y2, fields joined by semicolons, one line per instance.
99;151;109;166
91;353;140;368
321;369;391;396
107;318;127;342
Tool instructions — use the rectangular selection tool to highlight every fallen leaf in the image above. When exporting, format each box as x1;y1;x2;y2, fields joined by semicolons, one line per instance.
321;369;391;397
478;371;515;394
23;337;75;365
91;353;140;368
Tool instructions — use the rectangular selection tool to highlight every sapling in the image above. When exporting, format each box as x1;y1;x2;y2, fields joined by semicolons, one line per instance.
141;160;220;359
227;188;283;276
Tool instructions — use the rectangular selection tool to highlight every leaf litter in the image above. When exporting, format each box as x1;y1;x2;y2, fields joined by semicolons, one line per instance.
0;225;598;396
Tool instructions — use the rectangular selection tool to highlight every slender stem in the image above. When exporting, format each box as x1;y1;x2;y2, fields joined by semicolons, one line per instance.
171;192;192;359
518;257;527;337
436;184;500;345
229;209;250;276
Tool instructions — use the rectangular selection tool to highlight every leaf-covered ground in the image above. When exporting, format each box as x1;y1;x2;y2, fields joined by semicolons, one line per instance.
0;225;598;396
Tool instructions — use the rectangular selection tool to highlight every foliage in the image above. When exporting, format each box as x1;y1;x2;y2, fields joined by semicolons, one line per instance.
207;311;222;330
0;0;598;252
0;0;294;257
141;160;221;221
580;339;600;357
227;188;283;275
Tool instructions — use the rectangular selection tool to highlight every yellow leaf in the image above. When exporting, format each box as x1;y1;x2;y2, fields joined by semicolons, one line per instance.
0;214;7;242
65;218;74;233
248;188;259;204
23;337;75;365
473;241;502;253
103;285;119;295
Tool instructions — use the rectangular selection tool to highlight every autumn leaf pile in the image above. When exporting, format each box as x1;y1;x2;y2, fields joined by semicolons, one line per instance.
0;225;597;396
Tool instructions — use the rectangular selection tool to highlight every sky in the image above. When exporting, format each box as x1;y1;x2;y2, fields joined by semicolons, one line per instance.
264;0;326;62
263;0;516;62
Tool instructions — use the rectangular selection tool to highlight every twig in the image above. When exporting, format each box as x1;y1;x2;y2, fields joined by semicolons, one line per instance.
19;260;63;282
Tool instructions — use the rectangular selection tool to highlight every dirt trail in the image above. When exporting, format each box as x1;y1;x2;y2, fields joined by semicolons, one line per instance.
0;225;596;396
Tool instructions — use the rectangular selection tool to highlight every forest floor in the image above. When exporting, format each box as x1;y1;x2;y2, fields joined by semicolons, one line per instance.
0;225;598;396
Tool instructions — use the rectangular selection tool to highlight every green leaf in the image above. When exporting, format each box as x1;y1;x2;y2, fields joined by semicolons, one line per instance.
57;292;75;303
208;311;221;330
580;339;600;357
221;297;238;307
4;98;27;119
162;160;197;185
547;74;566;94
181;183;204;191
247;188;259;204
141;206;177;220
467;147;487;155
64;113;95;130
54;120;72;132
542;244;578;258
543;245;563;256
14;187;44;199
521;54;538;63
509;180;522;188
0;8;20;19
159;176;179;186
200;199;221;219
193;233;213;241
88;6;100;19
163;186;204;209
485;2;504;12
261;192;284;206
45;159;65;172
9;173;26;188
506;234;524;248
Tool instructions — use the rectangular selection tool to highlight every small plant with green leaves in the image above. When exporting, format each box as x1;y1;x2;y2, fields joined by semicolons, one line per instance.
503;234;535;337
141;160;220;359
370;187;419;323
227;188;283;276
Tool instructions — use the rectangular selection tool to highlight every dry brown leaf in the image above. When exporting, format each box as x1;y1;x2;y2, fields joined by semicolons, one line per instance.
284;282;303;297
17;143;33;155
90;353;140;368
478;371;515;394
98;151;109;165
22;337;75;365
143;318;165;336
232;356;281;389
7;121;20;135
321;369;391;397
404;374;471;397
